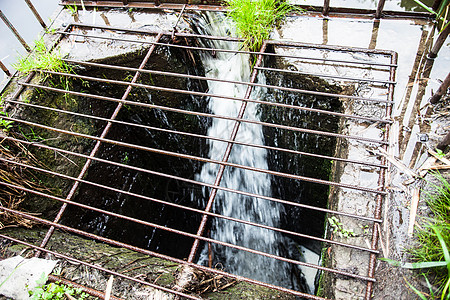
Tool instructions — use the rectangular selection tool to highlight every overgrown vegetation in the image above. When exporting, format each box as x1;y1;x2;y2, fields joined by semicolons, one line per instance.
413;0;449;31
13;38;71;75
13;37;73;92
383;172;450;299
29;280;91;300
409;172;450;299
225;0;297;51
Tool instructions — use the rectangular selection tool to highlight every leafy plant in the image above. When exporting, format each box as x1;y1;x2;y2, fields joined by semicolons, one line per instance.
29;280;89;300
225;0;297;51
0;110;13;131
382;172;450;299
13;38;71;75
413;0;449;31
328;216;356;238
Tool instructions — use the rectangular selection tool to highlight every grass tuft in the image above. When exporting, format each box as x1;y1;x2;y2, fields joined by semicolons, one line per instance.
225;0;297;52
13;38;71;75
410;172;450;298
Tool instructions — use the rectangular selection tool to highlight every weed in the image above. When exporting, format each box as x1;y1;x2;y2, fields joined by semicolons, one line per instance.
66;5;78;16
413;0;449;31
13;38;72;75
29;280;90;300
13;37;74;99
225;0;298;51
382;172;450;299
0;111;13;131
328;216;356;238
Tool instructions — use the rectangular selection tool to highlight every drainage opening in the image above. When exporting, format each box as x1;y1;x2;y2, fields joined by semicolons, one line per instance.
0;9;394;300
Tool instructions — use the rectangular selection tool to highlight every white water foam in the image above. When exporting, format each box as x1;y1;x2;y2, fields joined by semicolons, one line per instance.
195;13;291;287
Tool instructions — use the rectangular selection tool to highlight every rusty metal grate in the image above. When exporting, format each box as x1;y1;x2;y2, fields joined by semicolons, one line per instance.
0;8;396;300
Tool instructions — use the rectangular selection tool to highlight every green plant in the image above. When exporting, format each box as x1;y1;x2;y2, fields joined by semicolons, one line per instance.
29;280;89;300
13;38;72;75
66;5;78;15
225;0;297;51
413;0;449;31
382;172;450;299
328;216;356;238
0;111;13;131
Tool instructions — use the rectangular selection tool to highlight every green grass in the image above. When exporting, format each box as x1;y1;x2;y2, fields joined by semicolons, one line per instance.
409;172;450;298
225;0;297;51
13;38;71;75
381;172;450;299
13;37;73;96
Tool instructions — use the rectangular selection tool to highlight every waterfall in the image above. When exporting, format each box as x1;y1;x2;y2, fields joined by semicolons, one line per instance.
195;13;290;287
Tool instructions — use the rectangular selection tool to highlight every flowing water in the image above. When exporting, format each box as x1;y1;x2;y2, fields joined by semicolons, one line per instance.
195;13;291;287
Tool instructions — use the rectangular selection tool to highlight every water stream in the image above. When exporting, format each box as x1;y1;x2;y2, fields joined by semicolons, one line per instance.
194;13;291;288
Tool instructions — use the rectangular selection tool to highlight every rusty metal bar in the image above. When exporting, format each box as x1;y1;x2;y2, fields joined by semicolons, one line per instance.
18;81;389;144
62;30;397;69
0;134;383;223
0;185;376;283
24;0;47;29
0;217;326;300
48;275;123;300
1;113;388;195
375;0;386;19
58;1;435;19
432;0;443;11
0;60;11;77
36;32;164;255
41;68;393;121
256;66;396;85
0;157;379;254
0;232;201;300
323;0;330;16
0;9;31;52
62;59;392;121
5;98;387;169
65;59;394;103
430;72;450;104
429;22;450;59
364;52;397;300
61;22;398;66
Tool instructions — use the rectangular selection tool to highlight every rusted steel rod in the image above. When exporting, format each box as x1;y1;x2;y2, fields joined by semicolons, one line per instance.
437;131;450;150
66;58;395;93
0;134;383;224
0;232;201;300
0;60;11;77
59;1;434;19
375;0;386;19
256;66;396;85
0;9;31;52
0;116;387;204
36;32;164;255
429;22;450;59
432;0;443;11
0;219;326;300
24;0;47;29
323;0;330;16
48;275;123;300
364;52;396;300
5;98;387;169
0;191;376;283
0;157;379;254
61;22;398;66
42;68;393;119
430;72;450;104
18;82;389;144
